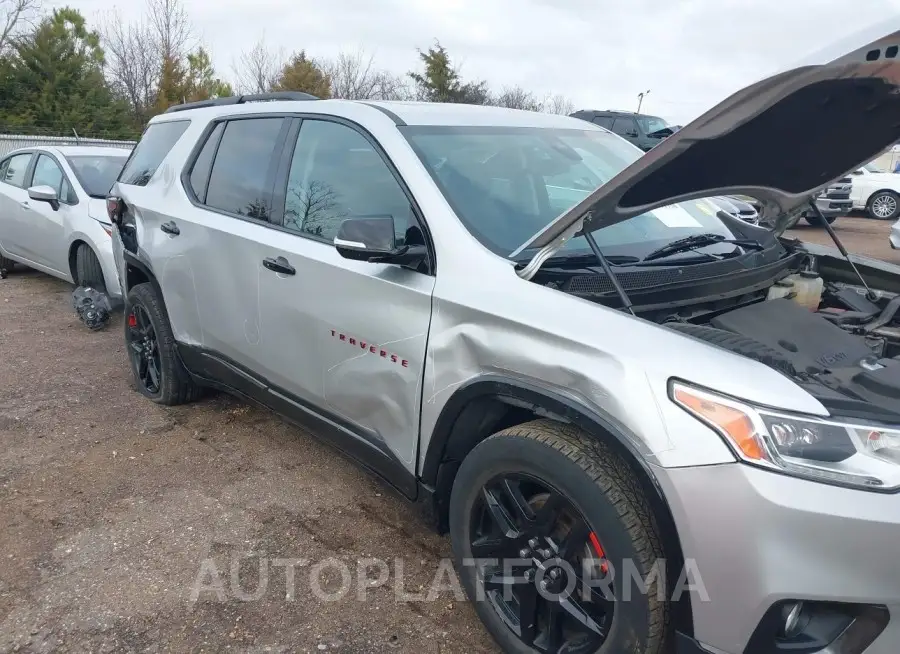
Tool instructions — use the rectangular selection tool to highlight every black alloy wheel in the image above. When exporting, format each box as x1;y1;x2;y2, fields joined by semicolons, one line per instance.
127;303;162;395
470;473;614;653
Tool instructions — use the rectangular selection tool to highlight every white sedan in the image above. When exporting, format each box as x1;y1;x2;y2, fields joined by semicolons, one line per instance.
849;162;900;220
892;217;899;250
0;145;131;300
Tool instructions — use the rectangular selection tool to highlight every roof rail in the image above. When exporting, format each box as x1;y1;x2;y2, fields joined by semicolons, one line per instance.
163;91;319;114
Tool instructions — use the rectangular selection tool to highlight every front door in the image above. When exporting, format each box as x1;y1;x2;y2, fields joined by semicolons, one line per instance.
257;117;435;477
20;153;73;274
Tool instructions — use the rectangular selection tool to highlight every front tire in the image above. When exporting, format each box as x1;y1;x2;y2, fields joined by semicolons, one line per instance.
124;282;202;405
75;243;106;291
867;191;900;221
449;420;670;654
803;212;837;226
0;254;15;275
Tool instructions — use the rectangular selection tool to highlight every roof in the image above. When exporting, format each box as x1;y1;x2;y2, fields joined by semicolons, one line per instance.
151;98;594;130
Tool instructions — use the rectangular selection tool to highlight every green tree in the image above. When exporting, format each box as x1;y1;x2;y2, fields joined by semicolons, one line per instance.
408;40;488;104
272;50;331;98
3;7;133;137
152;48;233;113
186;47;232;99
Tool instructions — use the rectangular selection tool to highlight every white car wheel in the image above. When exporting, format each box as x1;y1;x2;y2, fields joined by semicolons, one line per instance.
867;191;900;220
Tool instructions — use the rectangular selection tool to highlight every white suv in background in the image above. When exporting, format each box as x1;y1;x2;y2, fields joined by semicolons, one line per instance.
0;145;131;296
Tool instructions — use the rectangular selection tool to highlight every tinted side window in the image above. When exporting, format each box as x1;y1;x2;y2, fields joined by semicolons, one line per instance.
205;118;284;220
592;116;614;129
611;117;637;137
3;153;32;187
282;120;412;241
32;155;65;197
189;122;225;202
119;120;190;186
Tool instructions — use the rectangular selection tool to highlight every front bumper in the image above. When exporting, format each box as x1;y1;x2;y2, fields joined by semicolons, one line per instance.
658;463;900;654
891;219;900;249
811;194;853;217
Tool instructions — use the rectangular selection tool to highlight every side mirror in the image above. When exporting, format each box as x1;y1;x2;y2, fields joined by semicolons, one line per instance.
334;216;427;268
334;216;398;261
28;185;59;211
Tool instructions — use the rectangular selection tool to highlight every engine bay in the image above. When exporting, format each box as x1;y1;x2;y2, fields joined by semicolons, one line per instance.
542;238;900;421
664;259;900;421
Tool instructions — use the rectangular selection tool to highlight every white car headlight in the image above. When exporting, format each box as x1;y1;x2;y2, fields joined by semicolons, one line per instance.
670;381;900;491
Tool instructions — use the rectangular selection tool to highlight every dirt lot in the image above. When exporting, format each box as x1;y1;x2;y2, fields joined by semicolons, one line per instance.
784;212;900;265
0;215;896;653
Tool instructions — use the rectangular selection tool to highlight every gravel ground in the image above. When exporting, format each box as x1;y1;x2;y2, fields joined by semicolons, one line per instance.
0;285;496;651
0;215;895;653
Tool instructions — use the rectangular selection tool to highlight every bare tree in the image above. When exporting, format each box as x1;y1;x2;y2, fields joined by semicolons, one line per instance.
319;49;411;101
101;9;159;122
231;36;283;94
490;85;544;112
147;0;191;61
0;0;39;54
543;93;576;115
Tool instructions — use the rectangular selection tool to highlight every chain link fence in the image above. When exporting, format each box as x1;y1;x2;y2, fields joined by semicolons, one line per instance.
0;133;136;158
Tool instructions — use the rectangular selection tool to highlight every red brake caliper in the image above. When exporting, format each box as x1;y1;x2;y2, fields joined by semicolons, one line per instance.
589;532;609;574
127;313;137;328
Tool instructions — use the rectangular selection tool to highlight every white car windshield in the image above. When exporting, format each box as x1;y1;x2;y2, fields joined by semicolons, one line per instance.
402;125;736;259
66;154;130;198
864;162;886;173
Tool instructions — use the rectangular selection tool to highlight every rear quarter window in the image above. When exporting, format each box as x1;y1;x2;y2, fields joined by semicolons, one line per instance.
118;120;190;186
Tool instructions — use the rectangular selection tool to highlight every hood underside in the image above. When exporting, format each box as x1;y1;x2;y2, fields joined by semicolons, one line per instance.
511;22;900;258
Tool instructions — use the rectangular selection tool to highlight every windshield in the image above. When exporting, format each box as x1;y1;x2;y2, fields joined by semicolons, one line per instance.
65;154;130;198
864;162;885;173
637;115;669;134
401;126;736;259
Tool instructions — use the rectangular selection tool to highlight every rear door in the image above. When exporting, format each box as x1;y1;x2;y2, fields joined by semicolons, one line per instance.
256;116;435;479
0;152;35;259
161;115;290;368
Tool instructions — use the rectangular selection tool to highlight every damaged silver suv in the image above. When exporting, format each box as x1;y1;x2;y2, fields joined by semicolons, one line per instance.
108;24;900;654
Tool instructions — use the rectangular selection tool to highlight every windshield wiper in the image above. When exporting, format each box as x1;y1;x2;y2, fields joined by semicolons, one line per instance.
640;232;764;263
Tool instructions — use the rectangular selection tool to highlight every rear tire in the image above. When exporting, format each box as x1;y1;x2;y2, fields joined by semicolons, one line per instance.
124;282;202;405
449;419;670;654
867;190;900;221
75;243;106;291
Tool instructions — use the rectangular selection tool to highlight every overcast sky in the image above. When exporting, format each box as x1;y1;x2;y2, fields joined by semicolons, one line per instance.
59;0;900;124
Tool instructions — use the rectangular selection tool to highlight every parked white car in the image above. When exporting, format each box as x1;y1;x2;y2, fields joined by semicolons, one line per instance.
0;145;131;299
850;162;900;220
891;217;900;249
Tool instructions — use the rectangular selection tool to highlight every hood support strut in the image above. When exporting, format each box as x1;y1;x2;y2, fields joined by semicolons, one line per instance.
584;230;635;315
810;201;877;301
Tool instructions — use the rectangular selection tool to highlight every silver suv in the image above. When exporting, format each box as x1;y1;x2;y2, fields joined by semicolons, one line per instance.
109;28;900;654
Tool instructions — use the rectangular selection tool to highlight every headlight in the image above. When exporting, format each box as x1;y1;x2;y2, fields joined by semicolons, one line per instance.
670;381;900;491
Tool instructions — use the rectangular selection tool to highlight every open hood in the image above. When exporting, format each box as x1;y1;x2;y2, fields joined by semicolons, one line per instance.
511;21;900;259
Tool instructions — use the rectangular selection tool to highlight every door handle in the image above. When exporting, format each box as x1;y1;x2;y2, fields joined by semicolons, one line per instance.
160;221;180;235
262;256;295;275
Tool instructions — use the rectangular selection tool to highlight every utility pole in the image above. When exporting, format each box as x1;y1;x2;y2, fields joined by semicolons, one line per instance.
637;89;651;113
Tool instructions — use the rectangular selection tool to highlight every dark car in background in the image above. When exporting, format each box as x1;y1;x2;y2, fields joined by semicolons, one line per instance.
569;109;675;151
